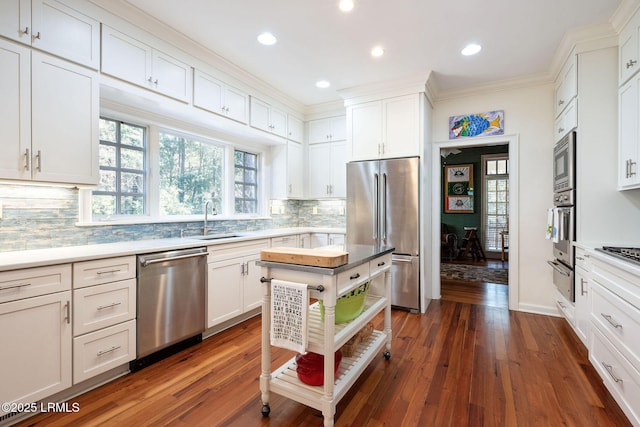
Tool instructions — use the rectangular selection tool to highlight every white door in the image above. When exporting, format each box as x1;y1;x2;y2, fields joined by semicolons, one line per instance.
0;291;72;413
243;255;263;312
350;101;382;160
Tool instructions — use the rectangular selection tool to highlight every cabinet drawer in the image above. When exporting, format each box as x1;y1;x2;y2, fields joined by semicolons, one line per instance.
73;256;136;289
73;319;136;384
207;239;270;263
73;279;136;336
0;264;71;303
575;248;591;271
369;253;392;278
336;263;369;297
555;290;575;326
590;326;640;426
270;235;299;248
590;280;640;374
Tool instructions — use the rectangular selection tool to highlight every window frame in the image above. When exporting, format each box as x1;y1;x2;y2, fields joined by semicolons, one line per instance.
80;111;268;224
482;153;509;253
233;149;260;215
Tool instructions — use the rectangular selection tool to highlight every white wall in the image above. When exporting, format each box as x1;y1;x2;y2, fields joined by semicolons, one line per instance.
432;82;557;314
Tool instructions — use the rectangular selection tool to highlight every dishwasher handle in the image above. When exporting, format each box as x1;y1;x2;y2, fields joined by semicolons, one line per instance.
139;249;207;267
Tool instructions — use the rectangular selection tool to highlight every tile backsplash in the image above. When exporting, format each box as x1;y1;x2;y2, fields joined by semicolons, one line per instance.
0;184;345;252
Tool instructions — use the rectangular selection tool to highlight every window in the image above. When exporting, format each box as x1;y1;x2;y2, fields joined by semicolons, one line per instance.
93;118;146;216
159;132;224;215
234;150;258;214
483;155;509;252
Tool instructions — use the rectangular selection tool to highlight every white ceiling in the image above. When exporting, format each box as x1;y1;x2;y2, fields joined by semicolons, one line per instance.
123;0;622;107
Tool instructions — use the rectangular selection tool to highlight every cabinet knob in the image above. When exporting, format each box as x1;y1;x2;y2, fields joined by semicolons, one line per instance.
22;26;29;35
627;59;637;69
558;99;564;106
558;127;565;134
33;31;41;40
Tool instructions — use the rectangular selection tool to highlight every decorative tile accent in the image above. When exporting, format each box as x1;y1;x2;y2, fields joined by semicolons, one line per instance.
0;184;346;252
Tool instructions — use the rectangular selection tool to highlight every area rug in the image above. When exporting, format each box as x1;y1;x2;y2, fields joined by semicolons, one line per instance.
440;263;508;285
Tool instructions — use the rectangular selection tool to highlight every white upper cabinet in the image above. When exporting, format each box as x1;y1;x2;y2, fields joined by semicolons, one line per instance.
287;114;304;143
0;0;99;69
271;141;304;199
307;141;346;198
308;115;346;144
249;96;287;137
349;94;420;160
619;10;640;85
0;39;98;185
554;98;577;142
554;54;577;118
618;76;640;189
101;25;192;103
193;69;248;124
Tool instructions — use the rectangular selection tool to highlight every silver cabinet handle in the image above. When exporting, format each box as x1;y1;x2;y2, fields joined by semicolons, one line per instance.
35;150;42;172
626;59;637;69
96;269;121;275
576;256;584;261
601;362;623;383
601;313;622;329
24;148;30;170
630;160;637;177
23;27;29;35
33;31;41;40
579;278;587;296
241;262;245;276
245;261;250;276
97;302;121;310
97;345;121;357
64;301;70;324
0;282;30;291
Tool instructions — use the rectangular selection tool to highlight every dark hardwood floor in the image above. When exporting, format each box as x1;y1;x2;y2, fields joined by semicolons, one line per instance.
441;258;509;309
14;264;630;427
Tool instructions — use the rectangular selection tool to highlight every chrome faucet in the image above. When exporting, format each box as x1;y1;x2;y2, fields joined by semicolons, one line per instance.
204;200;212;235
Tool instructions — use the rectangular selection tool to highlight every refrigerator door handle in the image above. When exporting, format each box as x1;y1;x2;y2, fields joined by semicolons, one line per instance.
373;173;379;243
382;172;388;242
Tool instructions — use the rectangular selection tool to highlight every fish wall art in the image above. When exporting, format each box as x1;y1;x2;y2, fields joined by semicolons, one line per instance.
449;110;504;139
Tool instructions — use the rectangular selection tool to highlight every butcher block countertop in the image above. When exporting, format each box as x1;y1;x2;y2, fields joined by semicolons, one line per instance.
257;244;394;274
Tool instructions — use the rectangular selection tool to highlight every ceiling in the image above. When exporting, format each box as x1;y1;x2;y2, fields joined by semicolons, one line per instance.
122;0;622;107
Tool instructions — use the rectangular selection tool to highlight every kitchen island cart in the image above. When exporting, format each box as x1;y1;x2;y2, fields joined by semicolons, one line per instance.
258;245;394;427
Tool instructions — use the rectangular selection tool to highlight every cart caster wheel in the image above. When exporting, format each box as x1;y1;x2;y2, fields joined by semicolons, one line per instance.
383;351;391;360
261;404;270;417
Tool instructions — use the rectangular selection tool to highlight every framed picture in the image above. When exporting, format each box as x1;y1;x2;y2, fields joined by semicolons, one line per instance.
445;164;474;213
449;110;504;139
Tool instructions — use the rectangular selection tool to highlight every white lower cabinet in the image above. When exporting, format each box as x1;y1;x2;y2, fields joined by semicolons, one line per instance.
0;290;72;414
72;257;137;384
589;253;640;426
270;235;299;248
207;239;270;328
310;233;346;248
574;248;591;346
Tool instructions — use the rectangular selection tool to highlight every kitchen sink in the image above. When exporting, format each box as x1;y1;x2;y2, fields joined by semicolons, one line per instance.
194;233;243;240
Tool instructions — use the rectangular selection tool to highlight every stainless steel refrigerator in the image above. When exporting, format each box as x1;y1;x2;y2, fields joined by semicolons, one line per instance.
346;157;420;311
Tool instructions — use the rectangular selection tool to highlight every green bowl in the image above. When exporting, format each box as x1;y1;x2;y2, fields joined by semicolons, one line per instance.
320;282;369;324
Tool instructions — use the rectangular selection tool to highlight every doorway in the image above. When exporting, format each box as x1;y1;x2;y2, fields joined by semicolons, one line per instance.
431;135;519;310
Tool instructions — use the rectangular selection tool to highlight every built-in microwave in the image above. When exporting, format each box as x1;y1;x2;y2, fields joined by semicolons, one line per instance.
553;131;576;192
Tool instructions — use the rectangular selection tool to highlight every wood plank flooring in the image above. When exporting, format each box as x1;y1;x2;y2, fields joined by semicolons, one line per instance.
15;280;631;427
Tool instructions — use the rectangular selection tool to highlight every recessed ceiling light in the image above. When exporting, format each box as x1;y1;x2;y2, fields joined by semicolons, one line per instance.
461;43;482;56
257;32;277;46
371;46;385;57
316;80;331;89
339;0;354;12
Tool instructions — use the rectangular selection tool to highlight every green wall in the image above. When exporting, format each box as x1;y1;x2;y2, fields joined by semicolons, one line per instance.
440;144;508;247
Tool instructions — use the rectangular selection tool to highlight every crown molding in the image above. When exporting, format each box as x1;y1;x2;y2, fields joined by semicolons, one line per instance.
303;101;347;121
433;72;551;102
611;0;640;33
338;75;429;106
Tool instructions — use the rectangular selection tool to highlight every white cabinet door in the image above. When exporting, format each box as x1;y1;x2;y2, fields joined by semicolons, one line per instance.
242;255;262;312
330;141;347;198
554;98;577;142
309;116;346;144
207;257;244;327
150;49;192;102
308;143;332;198
299;233;312;248
328;233;345;246
574;265;590;346
0;39;30;180
270;106;287;137
383;94;419;158
310;233;328;248
287;114;304;143
350;101;383;160
224;84;249;124
32;51;99;184
618;77;640;189
554;55;577;118
0;291;71;412
330;116;347;141
250;96;271;132
0;0;99;69
101;25;151;88
270;141;303;198
619;11;640;85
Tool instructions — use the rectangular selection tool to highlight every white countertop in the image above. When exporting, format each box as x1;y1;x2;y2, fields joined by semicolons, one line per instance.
0;227;345;272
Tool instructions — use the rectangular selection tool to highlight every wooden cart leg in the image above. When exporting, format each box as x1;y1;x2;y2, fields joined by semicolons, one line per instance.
384;269;392;358
260;272;272;416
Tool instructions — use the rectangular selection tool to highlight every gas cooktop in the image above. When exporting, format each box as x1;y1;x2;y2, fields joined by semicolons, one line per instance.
597;246;640;265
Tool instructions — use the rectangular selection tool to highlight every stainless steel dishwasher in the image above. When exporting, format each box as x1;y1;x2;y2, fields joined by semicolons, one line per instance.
133;247;207;370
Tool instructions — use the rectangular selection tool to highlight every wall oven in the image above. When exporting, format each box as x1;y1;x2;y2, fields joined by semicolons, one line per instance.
547;189;575;301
